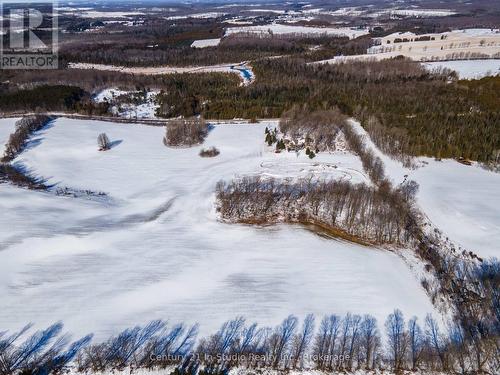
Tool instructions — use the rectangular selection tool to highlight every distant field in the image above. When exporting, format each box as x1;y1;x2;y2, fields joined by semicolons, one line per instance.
422;59;500;79
318;29;500;63
225;23;369;39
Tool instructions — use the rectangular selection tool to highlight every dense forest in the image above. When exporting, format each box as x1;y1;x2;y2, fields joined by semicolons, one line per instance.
1;57;499;165
0;85;87;113
159;58;499;165
59;23;370;67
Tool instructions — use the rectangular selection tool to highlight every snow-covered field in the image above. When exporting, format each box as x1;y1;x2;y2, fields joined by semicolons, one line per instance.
0;118;436;339
422;59;500;79
0;117;19;148
71;11;145;18
191;38;222;48
317;29;500;63
166;12;227;20
301;6;456;19
389;9;456;17
225;24;369;39
348;120;500;260
68;62;255;85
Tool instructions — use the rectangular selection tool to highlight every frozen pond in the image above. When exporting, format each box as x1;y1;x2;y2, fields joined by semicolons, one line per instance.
0;118;436;339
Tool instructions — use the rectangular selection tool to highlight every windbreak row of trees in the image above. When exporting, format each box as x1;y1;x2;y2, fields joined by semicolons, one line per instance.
2;305;498;374
0;116;51;188
0;163;45;189
2;115;52;162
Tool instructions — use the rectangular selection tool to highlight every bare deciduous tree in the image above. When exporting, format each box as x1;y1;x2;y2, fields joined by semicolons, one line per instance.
97;133;110;151
385;309;408;370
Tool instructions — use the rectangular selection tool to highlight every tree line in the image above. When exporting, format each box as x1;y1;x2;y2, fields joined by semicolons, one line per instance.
2;305;498;374
0;116;51;189
2;115;53;162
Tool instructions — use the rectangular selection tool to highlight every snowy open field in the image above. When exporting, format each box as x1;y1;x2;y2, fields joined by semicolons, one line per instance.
318;29;500;63
349;120;500;260
422;59;500;79
0;118;436;339
191;38;222;48
68;62;255;85
225;24;369;39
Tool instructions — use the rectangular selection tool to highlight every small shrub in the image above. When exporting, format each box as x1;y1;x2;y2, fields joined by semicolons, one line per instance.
275;139;286;151
265;128;277;146
97;133;110;151
199;146;220;158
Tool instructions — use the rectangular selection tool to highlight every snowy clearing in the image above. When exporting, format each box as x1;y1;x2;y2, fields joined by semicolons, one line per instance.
389;9;457;17
191;38;222;48
166;12;227;20
422;59;500;79
93;88;160;119
299;6;455;19
317;29;500;63
70;11;145;18
0;118;436;339
225;24;369;39
68;62;255;85
348;120;500;260
0;117;19;149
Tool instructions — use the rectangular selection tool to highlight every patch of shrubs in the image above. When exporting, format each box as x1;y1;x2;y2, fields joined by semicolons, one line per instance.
164;117;208;147
199;146;220;157
264;127;278;146
305;147;316;159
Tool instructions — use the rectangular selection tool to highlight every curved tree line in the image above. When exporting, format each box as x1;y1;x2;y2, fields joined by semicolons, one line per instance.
215;107;499;374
